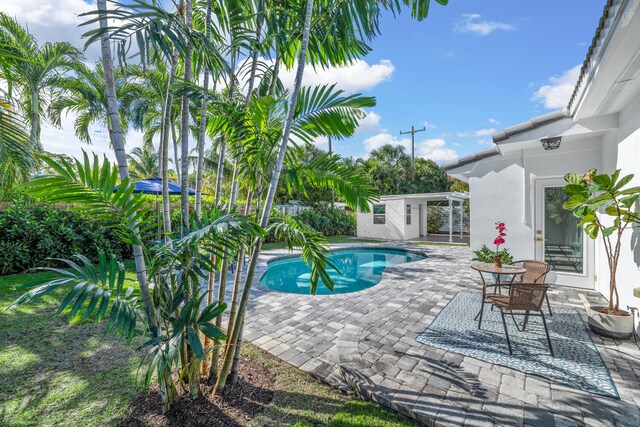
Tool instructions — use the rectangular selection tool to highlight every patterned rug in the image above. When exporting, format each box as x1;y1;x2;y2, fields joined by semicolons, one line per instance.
416;292;618;398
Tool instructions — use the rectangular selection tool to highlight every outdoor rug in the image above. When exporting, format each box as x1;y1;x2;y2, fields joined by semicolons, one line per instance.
416;291;619;398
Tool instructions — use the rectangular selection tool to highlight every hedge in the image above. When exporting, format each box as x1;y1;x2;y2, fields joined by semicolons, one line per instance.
0;204;131;275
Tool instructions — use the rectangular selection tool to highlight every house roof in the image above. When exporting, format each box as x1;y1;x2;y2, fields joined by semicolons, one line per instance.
491;108;570;143
442;147;499;172
567;0;621;113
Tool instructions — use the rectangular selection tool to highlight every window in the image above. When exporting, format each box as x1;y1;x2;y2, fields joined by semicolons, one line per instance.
406;204;412;225
373;204;386;224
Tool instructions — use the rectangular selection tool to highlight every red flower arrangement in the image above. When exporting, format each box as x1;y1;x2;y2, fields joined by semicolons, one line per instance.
494;221;506;252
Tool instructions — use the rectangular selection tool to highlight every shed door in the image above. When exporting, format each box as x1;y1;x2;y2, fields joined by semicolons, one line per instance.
534;178;595;289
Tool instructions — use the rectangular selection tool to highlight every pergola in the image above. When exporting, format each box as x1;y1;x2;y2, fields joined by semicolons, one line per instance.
398;192;469;242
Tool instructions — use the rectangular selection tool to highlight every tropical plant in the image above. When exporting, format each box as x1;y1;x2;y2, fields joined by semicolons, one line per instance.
0;13;82;151
11;153;262;411
563;169;640;313
0;101;34;199
127;141;160;179
48;62;131;144
472;245;514;265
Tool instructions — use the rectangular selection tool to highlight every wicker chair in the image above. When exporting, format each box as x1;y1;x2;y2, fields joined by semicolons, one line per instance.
511;260;553;316
486;283;554;357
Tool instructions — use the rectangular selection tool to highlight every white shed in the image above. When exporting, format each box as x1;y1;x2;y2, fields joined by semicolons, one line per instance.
356;192;469;242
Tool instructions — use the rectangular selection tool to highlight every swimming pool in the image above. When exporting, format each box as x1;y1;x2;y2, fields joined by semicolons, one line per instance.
259;247;427;295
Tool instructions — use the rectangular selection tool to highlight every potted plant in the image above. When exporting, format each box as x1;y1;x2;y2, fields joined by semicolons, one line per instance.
493;221;507;267
563;169;640;339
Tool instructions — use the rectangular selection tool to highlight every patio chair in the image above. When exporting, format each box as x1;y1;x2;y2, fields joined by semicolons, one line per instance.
486;283;554;357
511;260;553;316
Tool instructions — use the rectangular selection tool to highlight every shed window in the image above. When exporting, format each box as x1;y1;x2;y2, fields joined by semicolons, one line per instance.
406;204;412;225
373;204;386;224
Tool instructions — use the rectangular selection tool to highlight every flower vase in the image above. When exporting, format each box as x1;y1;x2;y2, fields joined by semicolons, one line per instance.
494;255;503;268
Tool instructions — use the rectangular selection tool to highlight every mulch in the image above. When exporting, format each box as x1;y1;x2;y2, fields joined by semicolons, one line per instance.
119;354;276;427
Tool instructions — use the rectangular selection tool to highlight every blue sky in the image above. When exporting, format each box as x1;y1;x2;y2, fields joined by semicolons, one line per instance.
329;0;604;162
3;0;605;164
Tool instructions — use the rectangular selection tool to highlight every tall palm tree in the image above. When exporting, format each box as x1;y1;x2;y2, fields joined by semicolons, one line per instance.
0;100;34;199
180;0;194;234
95;0;157;338
127;141;160;179
0;13;82;151
49;63;131;144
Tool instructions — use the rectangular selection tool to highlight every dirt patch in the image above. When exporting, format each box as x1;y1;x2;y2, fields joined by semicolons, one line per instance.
119;354;276;427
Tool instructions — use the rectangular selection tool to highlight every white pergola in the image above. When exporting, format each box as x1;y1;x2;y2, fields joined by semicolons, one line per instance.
398;192;469;242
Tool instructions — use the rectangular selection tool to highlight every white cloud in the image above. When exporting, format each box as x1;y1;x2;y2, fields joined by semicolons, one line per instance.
356;111;386;134
453;14;514;36
422;121;437;130
456;127;497;138
362;133;458;163
40;112;145;162
532;65;581;109
278;59;395;93
5;0;101;61
488;118;500;125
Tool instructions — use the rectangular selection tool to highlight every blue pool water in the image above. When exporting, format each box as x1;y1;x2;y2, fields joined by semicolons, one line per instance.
260;248;426;295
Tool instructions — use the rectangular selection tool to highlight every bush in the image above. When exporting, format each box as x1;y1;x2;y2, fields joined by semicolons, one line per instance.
426;206;446;234
0;204;131;275
296;208;356;236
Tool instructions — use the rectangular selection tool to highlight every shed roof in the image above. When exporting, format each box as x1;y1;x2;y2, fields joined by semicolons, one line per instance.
377;192;469;202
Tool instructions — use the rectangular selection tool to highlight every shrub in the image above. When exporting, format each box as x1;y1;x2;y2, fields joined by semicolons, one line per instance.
0;204;131;275
426;206;446;234
296;208;356;236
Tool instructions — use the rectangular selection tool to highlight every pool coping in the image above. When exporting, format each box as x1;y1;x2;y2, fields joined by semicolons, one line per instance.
255;244;431;294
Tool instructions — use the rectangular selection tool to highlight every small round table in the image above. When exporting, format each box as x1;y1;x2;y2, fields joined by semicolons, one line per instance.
471;262;527;329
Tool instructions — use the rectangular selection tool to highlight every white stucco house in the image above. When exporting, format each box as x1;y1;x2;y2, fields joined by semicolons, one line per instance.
444;0;640;315
356;192;468;241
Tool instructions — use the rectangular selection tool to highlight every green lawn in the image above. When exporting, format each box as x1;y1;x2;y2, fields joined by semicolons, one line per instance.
0;263;416;426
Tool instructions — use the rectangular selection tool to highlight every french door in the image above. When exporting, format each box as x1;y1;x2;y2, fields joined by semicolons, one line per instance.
534;178;595;288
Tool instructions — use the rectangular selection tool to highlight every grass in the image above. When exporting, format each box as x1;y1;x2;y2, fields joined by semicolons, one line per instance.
262;235;380;251
0;264;416;427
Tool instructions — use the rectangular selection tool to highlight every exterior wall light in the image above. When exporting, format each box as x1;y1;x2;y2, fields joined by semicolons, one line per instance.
541;136;561;150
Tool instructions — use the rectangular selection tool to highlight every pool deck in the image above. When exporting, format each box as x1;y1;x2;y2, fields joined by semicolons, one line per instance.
240;243;640;426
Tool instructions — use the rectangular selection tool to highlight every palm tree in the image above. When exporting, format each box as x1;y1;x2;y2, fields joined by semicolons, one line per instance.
0;100;34;199
180;0;194;235
95;0;157;338
127;141;160;179
0;13;82;151
49;63;133;144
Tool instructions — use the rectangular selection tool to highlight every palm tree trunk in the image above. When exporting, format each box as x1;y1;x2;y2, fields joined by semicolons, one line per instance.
161;53;178;239
29;92;41;152
214;53;237;205
213;0;315;395
195;0;212;219
228;3;263;210
97;0;157;336
172;124;180;185
268;49;280;96
180;0;193;234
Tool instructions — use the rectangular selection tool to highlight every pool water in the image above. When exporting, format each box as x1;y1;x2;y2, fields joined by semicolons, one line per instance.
260;248;426;295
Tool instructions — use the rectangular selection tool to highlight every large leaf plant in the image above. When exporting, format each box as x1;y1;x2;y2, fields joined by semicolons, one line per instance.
563;169;640;313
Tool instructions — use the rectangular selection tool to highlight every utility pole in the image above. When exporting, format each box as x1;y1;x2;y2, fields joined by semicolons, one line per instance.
400;125;426;170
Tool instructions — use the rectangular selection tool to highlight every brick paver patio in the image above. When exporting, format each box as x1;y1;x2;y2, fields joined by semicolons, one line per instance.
239;243;640;426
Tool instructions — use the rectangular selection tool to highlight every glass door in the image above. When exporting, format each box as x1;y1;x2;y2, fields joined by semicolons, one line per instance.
535;178;594;288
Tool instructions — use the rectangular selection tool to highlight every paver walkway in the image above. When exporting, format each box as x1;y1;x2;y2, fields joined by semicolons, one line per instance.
240;243;640;426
